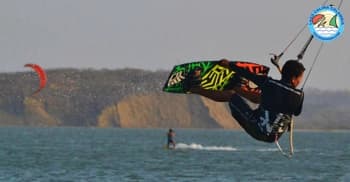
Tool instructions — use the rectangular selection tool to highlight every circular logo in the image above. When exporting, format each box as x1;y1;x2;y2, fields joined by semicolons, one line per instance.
308;5;344;42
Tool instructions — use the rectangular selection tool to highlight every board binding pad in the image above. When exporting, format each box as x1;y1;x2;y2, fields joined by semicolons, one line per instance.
163;60;269;94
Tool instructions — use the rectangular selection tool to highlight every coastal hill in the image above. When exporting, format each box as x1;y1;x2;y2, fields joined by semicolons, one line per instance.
0;68;349;130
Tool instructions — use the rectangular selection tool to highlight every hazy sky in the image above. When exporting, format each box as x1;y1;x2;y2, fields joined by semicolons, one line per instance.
0;0;349;90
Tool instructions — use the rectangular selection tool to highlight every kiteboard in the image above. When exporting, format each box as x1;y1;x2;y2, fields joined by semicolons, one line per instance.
163;60;270;94
164;145;175;150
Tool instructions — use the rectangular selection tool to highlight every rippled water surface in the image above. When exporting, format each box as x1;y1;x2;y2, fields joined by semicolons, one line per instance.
0;127;349;181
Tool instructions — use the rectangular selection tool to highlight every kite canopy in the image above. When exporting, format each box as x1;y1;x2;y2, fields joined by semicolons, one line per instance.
24;63;47;94
312;14;325;25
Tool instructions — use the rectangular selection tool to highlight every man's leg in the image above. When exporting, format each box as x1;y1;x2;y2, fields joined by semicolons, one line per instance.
189;86;260;103
228;95;272;142
234;86;261;104
218;59;261;104
189;87;235;102
172;141;176;148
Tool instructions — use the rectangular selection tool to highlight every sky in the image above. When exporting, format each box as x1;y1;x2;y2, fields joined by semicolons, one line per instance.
0;0;349;90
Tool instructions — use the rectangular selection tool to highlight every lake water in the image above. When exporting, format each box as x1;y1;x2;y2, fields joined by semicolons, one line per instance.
0;127;349;181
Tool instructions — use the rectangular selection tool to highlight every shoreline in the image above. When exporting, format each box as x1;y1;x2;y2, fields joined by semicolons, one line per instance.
0;126;348;132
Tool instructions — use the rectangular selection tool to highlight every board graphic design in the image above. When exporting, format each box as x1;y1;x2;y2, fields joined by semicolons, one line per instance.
163;60;269;94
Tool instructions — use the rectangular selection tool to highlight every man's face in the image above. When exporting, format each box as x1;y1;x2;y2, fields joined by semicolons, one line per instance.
291;72;304;88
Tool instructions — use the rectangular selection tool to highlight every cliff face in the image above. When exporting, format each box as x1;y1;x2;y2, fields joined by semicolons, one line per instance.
0;69;349;129
117;93;218;128
200;97;239;129
97;93;233;128
23;97;61;126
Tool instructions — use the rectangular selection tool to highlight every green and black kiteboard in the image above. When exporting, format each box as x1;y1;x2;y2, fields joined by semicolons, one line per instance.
163;60;270;94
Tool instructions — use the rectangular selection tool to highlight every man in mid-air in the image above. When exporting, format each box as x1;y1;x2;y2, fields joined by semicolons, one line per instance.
185;59;305;142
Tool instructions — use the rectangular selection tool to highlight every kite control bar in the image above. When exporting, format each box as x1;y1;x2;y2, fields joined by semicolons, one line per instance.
270;53;283;73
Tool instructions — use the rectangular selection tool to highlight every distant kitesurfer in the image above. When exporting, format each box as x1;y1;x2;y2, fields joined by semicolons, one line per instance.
185;59;305;143
167;128;176;149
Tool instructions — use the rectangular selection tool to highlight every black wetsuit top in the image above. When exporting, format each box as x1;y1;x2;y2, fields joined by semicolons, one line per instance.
228;62;304;142
230;62;304;116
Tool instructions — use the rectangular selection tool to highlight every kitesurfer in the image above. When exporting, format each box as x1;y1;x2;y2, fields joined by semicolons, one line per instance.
185;59;305;142
167;128;176;149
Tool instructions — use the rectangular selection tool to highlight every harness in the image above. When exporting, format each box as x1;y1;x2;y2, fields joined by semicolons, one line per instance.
257;108;291;137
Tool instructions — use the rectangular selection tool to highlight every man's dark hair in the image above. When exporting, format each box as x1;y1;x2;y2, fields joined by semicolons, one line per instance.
281;60;305;81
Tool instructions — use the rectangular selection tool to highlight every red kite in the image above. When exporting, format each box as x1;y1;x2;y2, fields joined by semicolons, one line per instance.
24;63;47;95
